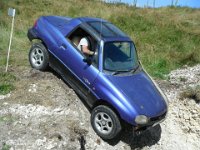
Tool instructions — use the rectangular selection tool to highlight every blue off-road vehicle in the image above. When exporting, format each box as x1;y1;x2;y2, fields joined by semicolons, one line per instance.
27;16;168;139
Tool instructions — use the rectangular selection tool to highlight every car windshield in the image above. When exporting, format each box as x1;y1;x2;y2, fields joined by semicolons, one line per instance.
103;42;139;72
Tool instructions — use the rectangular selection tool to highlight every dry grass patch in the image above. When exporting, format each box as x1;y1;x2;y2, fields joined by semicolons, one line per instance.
180;85;200;103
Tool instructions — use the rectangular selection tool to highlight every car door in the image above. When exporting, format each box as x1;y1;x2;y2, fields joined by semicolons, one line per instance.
55;34;99;100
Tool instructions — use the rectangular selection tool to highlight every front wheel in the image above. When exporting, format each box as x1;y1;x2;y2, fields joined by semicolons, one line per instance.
91;105;122;140
29;42;49;71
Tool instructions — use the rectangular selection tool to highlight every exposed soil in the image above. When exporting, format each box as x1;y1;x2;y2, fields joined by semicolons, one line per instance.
0;65;199;150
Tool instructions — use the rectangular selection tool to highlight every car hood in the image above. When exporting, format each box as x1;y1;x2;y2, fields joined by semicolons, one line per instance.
106;71;167;117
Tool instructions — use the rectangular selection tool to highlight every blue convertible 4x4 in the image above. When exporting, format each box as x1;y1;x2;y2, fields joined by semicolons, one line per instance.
28;16;168;139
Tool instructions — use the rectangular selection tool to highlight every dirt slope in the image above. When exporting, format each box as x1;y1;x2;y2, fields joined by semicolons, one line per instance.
0;65;199;150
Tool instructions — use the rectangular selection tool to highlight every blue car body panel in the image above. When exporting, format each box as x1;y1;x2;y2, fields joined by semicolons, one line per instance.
92;70;167;125
27;16;168;127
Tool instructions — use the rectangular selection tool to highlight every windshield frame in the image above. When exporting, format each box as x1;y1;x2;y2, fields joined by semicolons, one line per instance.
102;41;140;74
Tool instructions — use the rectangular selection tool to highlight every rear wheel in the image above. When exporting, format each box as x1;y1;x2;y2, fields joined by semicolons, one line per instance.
29;42;49;71
91;105;122;140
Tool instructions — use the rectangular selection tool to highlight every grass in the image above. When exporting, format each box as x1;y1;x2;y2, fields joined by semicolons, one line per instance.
0;0;200;81
0;72;16;95
0;84;13;95
1;143;11;150
0;114;15;123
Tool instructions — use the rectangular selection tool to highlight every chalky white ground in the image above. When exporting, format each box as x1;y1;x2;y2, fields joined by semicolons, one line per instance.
0;65;199;150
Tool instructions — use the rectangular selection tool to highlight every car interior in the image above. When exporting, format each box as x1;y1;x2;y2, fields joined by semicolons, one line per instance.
68;27;98;66
68;27;97;53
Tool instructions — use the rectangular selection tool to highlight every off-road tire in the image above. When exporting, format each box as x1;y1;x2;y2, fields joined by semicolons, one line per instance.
91;105;122;140
29;42;49;71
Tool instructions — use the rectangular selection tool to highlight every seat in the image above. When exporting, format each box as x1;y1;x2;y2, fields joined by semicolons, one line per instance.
71;36;80;47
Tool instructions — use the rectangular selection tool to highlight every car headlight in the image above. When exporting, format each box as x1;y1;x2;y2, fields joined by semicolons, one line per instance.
135;115;149;125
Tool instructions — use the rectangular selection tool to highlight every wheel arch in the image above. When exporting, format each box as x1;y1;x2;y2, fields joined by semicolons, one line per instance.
92;99;123;122
31;38;49;50
92;98;135;126
28;28;49;51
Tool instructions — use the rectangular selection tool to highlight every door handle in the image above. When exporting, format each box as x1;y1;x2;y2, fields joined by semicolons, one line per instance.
60;44;67;50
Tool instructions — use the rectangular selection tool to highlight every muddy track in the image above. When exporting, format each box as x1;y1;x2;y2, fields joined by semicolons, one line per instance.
0;65;199;150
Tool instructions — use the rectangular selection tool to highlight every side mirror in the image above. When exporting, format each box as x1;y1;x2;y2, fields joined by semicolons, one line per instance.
83;57;92;65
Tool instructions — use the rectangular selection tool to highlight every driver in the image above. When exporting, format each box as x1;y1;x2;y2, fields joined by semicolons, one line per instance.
77;37;94;56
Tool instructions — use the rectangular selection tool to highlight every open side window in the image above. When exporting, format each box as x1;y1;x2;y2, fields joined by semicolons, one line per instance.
67;27;98;67
67;27;96;52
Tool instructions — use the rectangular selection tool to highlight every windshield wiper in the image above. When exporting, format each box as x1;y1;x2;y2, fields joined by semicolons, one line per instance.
111;65;140;75
111;70;130;75
130;65;140;74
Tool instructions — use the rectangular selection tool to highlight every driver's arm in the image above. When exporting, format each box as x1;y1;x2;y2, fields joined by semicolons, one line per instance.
82;45;94;55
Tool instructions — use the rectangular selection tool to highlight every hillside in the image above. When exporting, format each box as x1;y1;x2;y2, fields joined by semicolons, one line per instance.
0;58;199;150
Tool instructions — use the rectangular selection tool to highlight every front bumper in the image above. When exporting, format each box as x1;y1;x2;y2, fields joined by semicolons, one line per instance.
133;111;167;131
